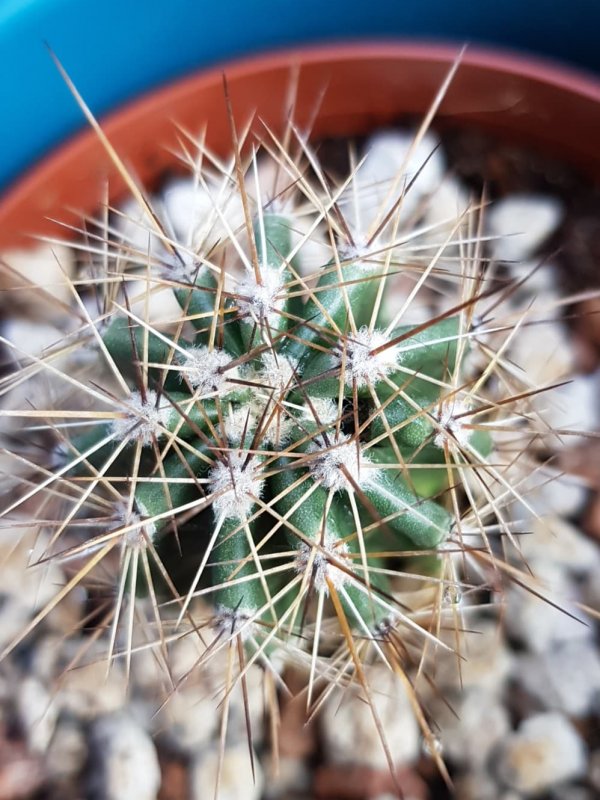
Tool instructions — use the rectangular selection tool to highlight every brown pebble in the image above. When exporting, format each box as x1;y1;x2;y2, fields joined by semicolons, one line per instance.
573;298;600;366
314;764;429;800
0;728;46;800
583;494;600;543
559;442;600;489
157;752;187;800
278;669;317;759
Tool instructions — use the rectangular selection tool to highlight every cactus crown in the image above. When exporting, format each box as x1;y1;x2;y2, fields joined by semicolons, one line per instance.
1;103;567;781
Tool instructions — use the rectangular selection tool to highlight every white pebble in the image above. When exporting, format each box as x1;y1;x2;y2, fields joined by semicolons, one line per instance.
437;688;511;768
505;561;592;653
508;468;588;523
488;195;563;261
128;281;185;325
516;515;600;577
0;524;71;645
87;714;161;800
155;685;219;754
538;373;600;437
346;130;445;235
115;198;164;261
509;312;575;385
516;640;600;717
58;658;128;720
2;317;65;361
162;177;243;252
189;744;263;800
496;712;586;795
15;677;58;753
423;174;469;231
262;756;310;799
46;716;87;781
453;771;519;800
321;665;419;769
0;243;75;320
436;620;513;694
503;257;560;296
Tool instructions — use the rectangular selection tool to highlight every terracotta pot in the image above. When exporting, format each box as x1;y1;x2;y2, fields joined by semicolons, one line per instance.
1;42;599;252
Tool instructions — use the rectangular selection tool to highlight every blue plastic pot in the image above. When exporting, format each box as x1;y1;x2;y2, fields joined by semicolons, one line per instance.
1;0;600;192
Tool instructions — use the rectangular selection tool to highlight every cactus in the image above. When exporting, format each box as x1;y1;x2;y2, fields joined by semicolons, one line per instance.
0;85;583;792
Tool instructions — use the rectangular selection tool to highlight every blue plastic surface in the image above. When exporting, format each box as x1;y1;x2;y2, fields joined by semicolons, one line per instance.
1;0;599;190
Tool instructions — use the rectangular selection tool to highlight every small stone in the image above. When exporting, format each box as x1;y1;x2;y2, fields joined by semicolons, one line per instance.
86;713;161;800
115;198;163;261
46;715;87;782
453;771;513;800
2;317;66;362
14;677;58;753
0;243;75;321
262;755;311;799
573;297;600;370
128;281;185;325
488;194;563;261
590;749;600;791
0;523;66;610
503;258;560;297
516;640;600;717
550;787;596;800
584;494;600;545
0;524;76;650
162;178;243;253
0;725;46;800
347;130;444;234
509;311;575;385
58;659;128;720
0;594;33;654
436;620;513;694
277;692;317;760
496;712;586;795
505;561;592;654
436;688;511;768
189;744;263;800
321;665;419;770
508;467;589;527
313;764;429;800
515;515;600;577
154;685;219;755
423;175;469;231
156;753;187;800
537;373;600;437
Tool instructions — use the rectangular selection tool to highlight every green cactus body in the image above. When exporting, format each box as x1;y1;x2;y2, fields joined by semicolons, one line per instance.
27;135;505;681
81;194;480;650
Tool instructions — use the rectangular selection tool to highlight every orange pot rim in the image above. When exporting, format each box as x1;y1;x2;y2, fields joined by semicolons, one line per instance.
1;40;599;251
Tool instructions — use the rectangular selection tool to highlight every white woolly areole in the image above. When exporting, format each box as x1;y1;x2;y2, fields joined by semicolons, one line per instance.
180;345;235;394
161;249;200;283
237;266;283;325
258;352;299;394
111;390;169;445
334;326;399;388
308;433;373;493
294;533;351;594
208;453;264;520
212;605;255;640
299;398;339;426
264;398;340;448
117;502;157;548
433;399;472;449
337;231;380;268
223;406;258;445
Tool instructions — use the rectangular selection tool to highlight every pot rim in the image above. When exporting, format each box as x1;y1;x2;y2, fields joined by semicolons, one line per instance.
1;39;599;250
